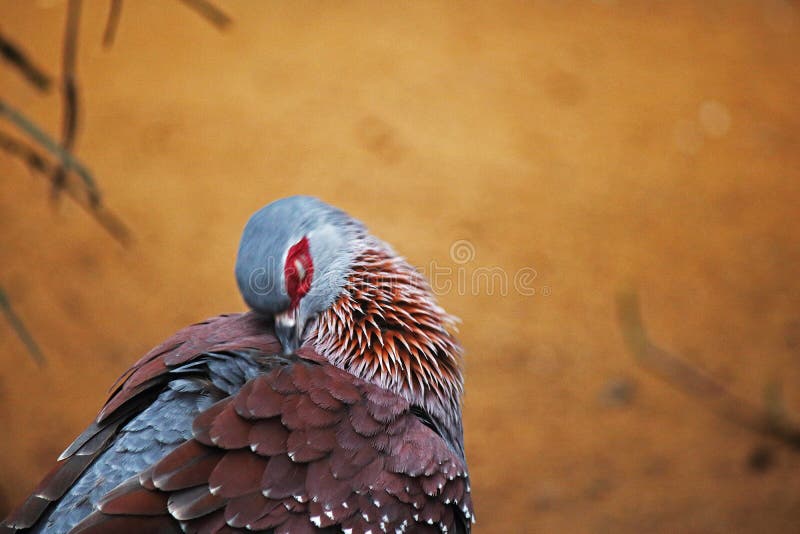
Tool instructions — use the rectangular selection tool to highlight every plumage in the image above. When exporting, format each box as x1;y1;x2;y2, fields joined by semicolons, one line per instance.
2;196;473;533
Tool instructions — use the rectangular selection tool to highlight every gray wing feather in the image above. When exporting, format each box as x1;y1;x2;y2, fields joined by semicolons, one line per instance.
31;352;262;534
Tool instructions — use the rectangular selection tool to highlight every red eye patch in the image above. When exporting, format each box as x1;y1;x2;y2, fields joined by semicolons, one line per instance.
284;236;314;310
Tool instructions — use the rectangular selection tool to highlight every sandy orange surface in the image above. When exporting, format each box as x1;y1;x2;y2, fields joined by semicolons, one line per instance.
1;1;799;532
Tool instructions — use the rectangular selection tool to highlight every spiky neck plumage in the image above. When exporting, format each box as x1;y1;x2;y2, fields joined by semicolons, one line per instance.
306;236;465;456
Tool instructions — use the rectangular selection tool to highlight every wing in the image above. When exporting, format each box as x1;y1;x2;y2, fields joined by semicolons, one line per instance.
2;312;281;533
71;356;474;533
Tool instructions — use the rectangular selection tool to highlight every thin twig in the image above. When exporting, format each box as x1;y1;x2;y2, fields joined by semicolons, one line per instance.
102;0;124;48
53;0;83;201
0;131;50;173
0;131;131;246
617;290;800;449
178;0;232;30
0;287;45;366
0;31;52;91
0;98;99;201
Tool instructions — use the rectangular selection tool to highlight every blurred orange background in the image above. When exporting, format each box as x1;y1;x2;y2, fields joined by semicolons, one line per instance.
1;1;800;532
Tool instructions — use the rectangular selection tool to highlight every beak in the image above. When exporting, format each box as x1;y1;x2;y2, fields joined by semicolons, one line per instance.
275;309;302;355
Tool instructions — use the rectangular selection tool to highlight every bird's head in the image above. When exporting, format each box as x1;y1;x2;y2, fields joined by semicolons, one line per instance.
236;196;465;454
235;196;363;355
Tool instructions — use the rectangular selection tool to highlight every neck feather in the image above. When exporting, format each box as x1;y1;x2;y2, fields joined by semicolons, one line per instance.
307;241;465;453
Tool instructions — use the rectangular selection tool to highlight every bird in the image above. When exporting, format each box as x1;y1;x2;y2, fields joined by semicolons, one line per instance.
2;196;474;534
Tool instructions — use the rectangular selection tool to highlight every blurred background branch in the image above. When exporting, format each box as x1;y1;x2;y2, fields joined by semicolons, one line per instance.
51;0;82;200
0;31;52;92
0;287;45;366
0;0;233;365
102;0;123;49
618;290;800;450
0;99;100;205
0;130;131;245
178;0;232;30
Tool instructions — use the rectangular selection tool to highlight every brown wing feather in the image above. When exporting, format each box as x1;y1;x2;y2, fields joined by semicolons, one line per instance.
3;312;472;532
99;313;279;421
2;313;280;532
72;357;474;533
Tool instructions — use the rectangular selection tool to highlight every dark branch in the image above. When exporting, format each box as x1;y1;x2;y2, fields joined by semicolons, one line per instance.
0;98;99;199
0;287;45;366
0;31;53;91
102;0;124;48
0;130;49;174
0;131;132;246
617;290;800;449
52;0;83;201
178;0;233;30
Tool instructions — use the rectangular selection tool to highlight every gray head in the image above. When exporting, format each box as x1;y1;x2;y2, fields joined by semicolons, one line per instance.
235;196;364;353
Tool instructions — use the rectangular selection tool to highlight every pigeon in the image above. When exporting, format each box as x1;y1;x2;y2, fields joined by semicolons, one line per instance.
2;196;473;533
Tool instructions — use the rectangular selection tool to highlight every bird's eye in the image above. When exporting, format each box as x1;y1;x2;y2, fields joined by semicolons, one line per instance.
294;259;306;281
